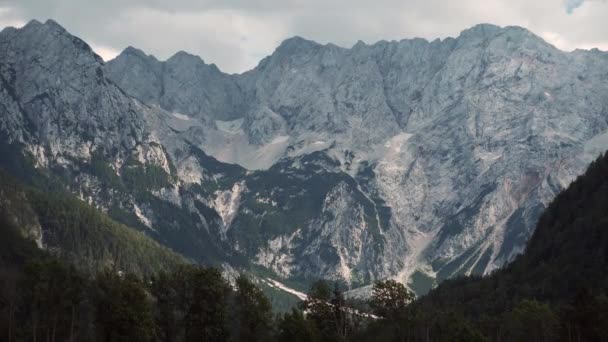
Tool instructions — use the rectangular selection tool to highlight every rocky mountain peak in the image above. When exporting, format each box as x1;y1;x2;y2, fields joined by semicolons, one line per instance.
352;40;368;49
119;46;157;61
458;23;502;39
5;20;608;295
455;23;556;55
5;18;103;66
167;50;206;65
0;20;148;163
275;36;322;54
42;19;66;31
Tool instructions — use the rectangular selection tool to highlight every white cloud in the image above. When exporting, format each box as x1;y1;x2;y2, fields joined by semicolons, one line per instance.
1;0;607;73
89;42;120;62
0;6;24;28
106;7;288;72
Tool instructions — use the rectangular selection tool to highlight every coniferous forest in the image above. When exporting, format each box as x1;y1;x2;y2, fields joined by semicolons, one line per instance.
2;151;608;341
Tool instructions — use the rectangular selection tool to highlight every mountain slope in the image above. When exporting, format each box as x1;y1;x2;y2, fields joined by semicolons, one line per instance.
106;23;608;291
0;19;238;269
0;169;185;275
359;152;608;341
2;19;608;293
426;151;608;311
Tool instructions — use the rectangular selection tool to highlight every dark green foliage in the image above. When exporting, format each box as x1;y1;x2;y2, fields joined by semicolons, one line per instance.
501;299;558;342
149;270;180;342
361;280;415;341
0;212;43;268
425;311;487;342
150;264;232;342
302;280;335;340
122;162;172;192
369;279;415;319
561;290;608;342
86;151;123;190
232;275;274;341
277;308;319;342
21;259;87;342
87;152;173;193
183;266;231;342
0;169;184;276
122;191;232;265
0;248;263;342
94;270;155;342
301;281;363;342
0;214;44;342
30;189;184;275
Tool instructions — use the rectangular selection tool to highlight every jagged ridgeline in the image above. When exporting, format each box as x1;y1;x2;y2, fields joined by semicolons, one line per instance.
2;18;608;294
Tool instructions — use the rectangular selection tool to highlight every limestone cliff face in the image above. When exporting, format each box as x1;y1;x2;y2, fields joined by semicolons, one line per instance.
0;20;150;162
3;20;608;293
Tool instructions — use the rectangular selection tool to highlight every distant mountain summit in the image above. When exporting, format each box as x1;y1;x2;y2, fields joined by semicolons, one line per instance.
2;19;608;294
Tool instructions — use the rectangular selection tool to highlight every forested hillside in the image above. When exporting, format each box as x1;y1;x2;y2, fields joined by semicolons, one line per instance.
0;170;185;275
2;153;608;341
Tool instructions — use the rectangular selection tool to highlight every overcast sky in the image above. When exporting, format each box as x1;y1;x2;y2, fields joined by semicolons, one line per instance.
1;0;607;73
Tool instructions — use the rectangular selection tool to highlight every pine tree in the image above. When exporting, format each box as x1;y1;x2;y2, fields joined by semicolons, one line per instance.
277;308;319;342
93;269;155;342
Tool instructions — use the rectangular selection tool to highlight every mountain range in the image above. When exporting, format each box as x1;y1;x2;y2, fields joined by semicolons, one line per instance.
1;19;607;294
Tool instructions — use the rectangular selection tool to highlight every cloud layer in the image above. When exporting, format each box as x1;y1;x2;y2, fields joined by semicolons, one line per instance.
1;0;607;73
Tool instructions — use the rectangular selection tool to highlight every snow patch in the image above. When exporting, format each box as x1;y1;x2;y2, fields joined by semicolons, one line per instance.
270;135;289;144
263;278;307;301
172;112;191;121
213;181;245;237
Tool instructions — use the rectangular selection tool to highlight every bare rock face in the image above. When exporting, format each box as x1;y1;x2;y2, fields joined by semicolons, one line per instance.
0;20;150;161
0;20;232;266
3;20;608;294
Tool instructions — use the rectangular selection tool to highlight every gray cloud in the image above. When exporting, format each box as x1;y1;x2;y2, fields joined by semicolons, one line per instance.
1;0;607;73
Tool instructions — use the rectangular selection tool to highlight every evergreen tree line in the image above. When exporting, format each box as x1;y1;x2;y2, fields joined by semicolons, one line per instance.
0;256;272;342
5;257;607;342
0;168;184;277
0;252;396;342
